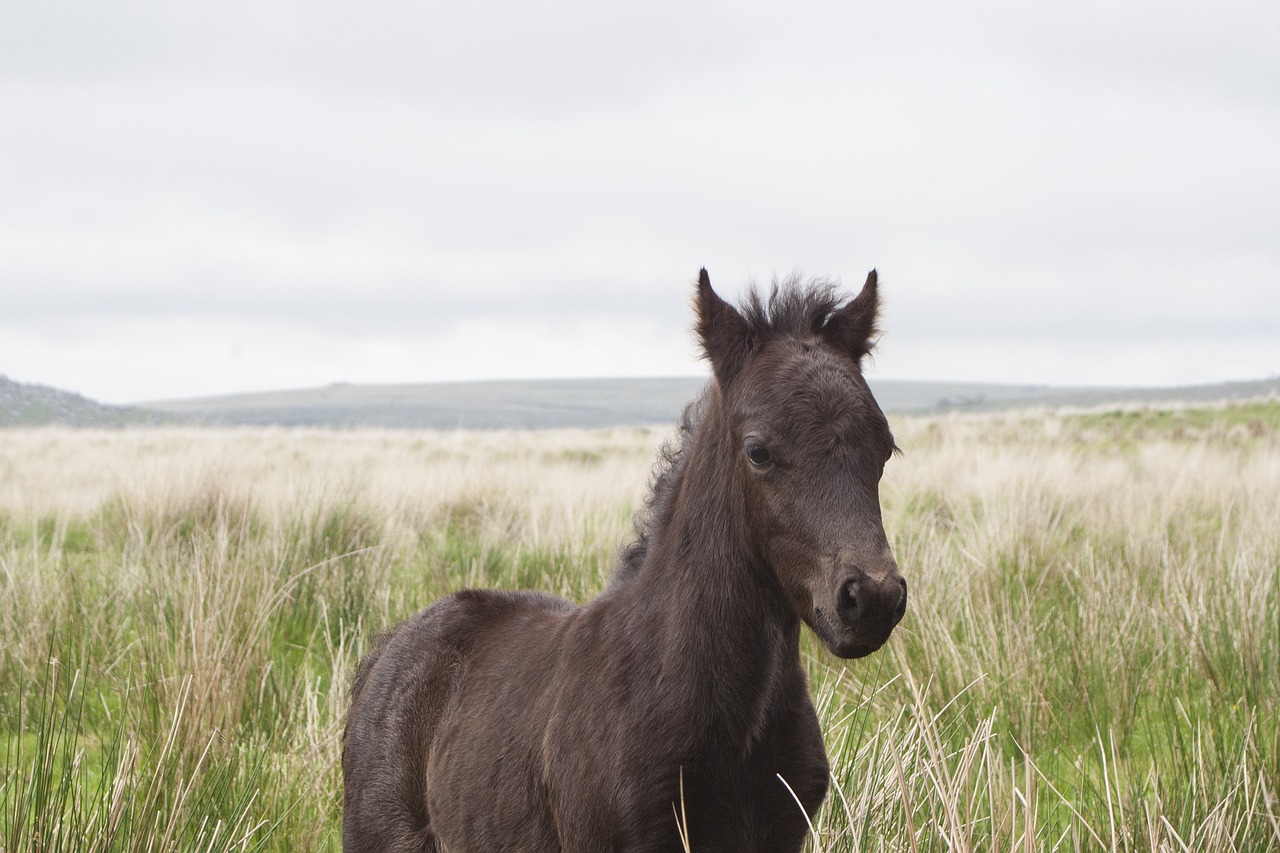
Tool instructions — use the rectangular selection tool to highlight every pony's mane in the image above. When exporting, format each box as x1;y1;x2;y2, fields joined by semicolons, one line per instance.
740;273;852;342
611;274;856;586
610;393;705;588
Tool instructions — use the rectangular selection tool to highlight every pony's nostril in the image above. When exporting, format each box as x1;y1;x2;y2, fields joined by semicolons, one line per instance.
892;578;908;623
838;577;861;619
840;573;906;630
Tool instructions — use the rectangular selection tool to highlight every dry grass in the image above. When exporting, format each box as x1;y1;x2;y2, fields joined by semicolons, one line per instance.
0;425;661;534
1;402;1277;851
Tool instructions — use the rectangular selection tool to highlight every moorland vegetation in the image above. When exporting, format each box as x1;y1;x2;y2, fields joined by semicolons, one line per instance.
2;401;1278;851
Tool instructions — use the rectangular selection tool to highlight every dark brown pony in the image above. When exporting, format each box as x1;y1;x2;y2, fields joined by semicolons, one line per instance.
342;269;907;852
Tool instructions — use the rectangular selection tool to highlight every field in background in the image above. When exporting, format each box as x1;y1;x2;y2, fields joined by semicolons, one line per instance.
2;401;1278;851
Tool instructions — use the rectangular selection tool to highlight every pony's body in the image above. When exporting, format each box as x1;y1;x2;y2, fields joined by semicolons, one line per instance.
344;585;826;852
343;270;906;853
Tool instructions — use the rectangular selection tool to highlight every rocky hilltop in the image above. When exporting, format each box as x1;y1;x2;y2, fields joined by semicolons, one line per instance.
0;375;169;427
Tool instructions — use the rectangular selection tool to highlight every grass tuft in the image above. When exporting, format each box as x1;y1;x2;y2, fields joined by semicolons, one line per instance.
1;411;1276;850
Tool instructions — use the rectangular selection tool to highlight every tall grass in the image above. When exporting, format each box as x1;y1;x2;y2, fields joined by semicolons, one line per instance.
1;407;1277;851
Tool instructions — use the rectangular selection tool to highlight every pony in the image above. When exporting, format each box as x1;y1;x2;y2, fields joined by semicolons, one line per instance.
342;269;907;852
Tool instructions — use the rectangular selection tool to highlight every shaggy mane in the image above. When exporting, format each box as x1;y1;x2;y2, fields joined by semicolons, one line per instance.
610;394;704;587
740;273;851;341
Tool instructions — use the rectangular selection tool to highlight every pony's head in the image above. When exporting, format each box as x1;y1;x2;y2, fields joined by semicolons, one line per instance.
697;269;906;659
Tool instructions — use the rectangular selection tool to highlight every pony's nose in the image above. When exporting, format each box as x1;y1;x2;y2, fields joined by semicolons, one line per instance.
837;571;907;636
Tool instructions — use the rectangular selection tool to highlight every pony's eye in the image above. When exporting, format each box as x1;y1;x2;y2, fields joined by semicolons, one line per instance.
746;444;773;468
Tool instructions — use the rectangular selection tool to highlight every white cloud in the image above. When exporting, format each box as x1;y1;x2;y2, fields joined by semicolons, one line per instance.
0;309;703;405
2;0;1278;402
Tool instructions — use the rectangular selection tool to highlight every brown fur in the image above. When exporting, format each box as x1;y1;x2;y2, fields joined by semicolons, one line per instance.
342;269;906;852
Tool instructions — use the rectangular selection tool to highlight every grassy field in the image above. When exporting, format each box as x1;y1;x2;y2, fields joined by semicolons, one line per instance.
1;402;1278;851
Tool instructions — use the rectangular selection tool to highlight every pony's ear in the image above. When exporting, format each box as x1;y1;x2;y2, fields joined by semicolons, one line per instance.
695;268;753;387
822;269;880;363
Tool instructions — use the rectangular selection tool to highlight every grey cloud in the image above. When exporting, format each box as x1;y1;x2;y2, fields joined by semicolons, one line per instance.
1;0;751;114
2;0;1278;399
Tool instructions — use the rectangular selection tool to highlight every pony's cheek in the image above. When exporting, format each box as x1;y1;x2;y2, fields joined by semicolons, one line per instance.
761;535;822;614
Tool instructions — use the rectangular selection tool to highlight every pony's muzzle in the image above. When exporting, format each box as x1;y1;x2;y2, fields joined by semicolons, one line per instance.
834;569;906;655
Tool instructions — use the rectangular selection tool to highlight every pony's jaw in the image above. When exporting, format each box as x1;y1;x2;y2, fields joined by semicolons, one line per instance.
807;606;884;659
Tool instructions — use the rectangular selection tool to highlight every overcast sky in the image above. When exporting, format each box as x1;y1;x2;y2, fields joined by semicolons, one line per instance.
2;0;1278;405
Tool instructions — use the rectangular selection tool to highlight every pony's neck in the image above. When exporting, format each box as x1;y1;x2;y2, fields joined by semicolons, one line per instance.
626;389;801;752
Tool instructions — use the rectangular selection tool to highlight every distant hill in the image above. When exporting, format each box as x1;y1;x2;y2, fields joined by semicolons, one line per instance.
7;373;1277;431
141;378;709;430
0;375;170;427
140;375;1280;429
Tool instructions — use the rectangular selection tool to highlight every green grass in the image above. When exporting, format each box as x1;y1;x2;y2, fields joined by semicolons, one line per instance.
1066;399;1280;444
1;412;1278;851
